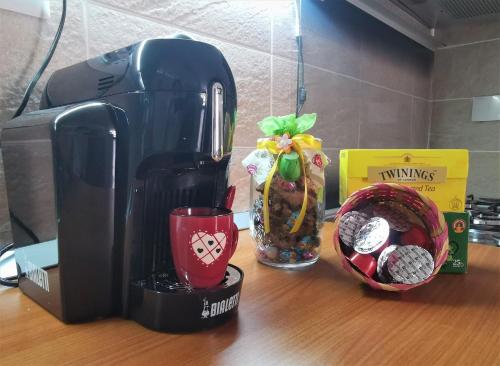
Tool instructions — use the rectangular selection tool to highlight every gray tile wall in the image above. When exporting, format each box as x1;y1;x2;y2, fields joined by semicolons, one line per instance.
436;14;500;47
231;0;434;210
298;0;433;205
0;0;87;244
430;15;500;198
0;0;434;244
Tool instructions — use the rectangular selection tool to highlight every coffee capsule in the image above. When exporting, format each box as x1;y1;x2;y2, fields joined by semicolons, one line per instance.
373;203;411;232
384;201;426;228
386;245;434;285
339;211;370;247
353;217;390;254
376;245;399;283
348;252;377;278
400;225;433;252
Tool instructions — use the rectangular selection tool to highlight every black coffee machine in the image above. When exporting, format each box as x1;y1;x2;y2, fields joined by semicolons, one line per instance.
1;38;243;332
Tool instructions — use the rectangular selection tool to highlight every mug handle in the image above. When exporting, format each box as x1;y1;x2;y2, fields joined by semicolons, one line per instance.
229;223;239;258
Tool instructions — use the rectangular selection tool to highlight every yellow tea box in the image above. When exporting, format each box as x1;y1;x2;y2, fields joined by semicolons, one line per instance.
339;149;469;212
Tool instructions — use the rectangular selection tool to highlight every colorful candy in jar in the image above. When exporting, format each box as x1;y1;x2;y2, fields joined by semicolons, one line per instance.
244;113;328;268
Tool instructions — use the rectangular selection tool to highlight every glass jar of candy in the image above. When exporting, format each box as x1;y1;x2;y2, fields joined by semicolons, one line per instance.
248;147;327;269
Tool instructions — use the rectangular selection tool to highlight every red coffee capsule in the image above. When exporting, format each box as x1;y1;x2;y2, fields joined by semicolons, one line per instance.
348;252;377;278
400;225;433;252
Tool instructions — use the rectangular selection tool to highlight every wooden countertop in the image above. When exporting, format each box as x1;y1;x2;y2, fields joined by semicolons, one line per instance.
1;223;499;366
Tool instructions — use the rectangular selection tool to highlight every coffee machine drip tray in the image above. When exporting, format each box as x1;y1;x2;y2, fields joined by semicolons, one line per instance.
129;265;243;332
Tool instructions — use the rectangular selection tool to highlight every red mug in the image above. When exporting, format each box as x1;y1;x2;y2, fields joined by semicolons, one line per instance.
170;207;239;288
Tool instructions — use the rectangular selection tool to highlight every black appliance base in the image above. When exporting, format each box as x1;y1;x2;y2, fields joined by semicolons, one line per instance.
129;264;243;332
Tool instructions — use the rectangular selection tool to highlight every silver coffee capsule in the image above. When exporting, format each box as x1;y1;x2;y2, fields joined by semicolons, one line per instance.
386;245;434;285
384;201;425;228
353;217;390;254
373;203;411;232
376;245;399;283
339;211;370;247
358;205;374;217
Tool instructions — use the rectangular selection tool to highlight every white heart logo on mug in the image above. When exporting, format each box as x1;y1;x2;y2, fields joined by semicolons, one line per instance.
191;231;227;265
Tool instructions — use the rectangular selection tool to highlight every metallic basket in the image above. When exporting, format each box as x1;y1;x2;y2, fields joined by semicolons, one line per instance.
333;183;449;291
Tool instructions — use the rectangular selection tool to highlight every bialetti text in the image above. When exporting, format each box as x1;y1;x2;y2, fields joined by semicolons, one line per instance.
201;292;240;319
